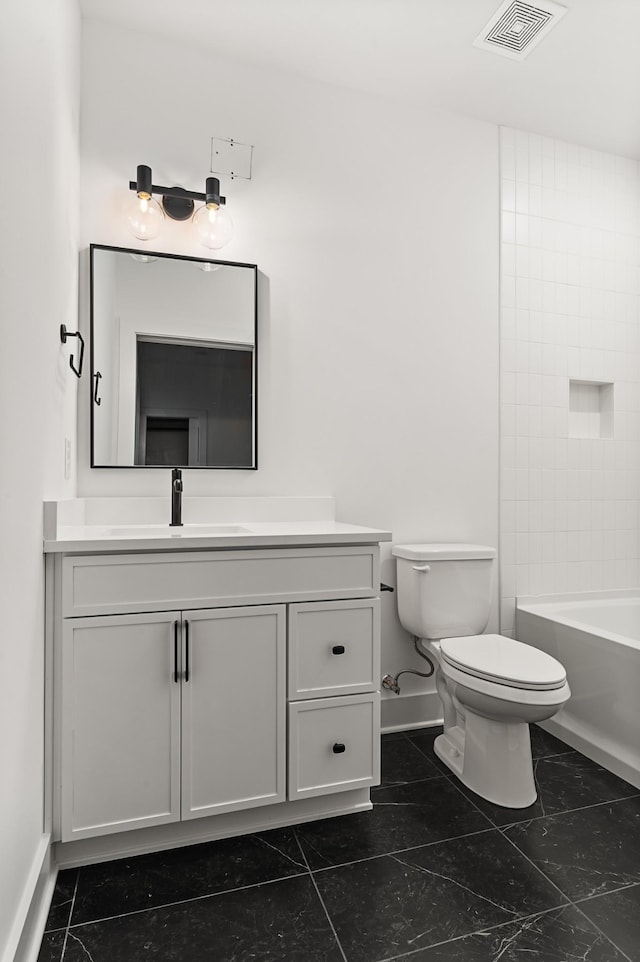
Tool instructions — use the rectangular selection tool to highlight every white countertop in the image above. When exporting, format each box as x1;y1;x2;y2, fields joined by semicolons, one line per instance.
43;500;391;553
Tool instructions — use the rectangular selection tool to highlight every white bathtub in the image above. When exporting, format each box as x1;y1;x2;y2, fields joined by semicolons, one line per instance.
516;593;640;790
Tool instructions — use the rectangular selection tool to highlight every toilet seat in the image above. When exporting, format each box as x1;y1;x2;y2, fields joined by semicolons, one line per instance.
440;634;567;691
440;658;571;708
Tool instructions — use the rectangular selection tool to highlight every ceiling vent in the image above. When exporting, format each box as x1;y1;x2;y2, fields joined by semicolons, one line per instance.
474;0;567;61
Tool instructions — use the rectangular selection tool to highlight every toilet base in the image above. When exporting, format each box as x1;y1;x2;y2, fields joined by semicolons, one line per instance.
434;713;537;808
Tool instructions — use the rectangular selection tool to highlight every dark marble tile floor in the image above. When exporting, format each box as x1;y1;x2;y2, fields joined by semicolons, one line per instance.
39;725;640;962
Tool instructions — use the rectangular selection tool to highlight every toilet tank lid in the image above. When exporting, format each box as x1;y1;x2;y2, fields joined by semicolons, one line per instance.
392;543;497;561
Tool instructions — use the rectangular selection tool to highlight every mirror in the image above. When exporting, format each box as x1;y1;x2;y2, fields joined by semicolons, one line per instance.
90;244;257;469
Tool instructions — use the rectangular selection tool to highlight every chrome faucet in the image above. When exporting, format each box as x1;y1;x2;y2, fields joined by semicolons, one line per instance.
170;468;183;527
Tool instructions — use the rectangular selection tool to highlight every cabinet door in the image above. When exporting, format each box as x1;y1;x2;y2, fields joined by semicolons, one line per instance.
61;612;181;841
181;605;286;819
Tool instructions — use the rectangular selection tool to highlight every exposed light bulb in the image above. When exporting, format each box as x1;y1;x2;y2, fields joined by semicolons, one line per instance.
192;203;233;250
126;193;164;241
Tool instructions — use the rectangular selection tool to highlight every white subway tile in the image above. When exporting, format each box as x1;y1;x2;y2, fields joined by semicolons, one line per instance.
516;150;530;183
502;211;516;244
516;214;529;246
516;181;529;214
502;243;516;276
529;500;542;531
515;564;531;595
501;599;516;632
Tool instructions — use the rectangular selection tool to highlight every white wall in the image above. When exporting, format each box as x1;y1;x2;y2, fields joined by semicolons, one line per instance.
79;21;500;727
0;2;80;960
499;128;640;633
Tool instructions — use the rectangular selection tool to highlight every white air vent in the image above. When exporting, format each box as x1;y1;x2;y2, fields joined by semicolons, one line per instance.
474;0;567;61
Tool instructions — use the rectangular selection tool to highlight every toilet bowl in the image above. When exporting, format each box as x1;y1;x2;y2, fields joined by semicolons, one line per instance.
392;543;571;808
423;635;570;807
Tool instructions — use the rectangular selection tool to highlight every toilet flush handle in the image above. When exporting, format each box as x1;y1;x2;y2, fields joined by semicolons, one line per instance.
412;564;431;573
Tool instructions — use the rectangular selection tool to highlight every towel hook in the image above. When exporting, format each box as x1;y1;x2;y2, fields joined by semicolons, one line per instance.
60;324;85;379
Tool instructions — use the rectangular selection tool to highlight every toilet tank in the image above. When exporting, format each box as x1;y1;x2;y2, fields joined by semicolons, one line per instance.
392;544;496;640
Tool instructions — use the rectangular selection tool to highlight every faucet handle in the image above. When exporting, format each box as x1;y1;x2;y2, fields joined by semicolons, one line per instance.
171;467;183;491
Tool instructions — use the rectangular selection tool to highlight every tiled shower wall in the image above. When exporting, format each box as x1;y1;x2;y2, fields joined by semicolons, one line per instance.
500;128;640;635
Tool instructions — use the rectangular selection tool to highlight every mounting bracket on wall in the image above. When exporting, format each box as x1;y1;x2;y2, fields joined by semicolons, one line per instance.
60;325;85;379
210;137;253;180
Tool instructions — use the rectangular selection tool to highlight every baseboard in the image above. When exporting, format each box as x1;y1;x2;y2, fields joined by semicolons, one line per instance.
5;836;55;962
381;690;441;733
53;788;373;869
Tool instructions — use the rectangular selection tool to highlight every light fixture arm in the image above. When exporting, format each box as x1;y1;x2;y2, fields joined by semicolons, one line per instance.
128;174;226;207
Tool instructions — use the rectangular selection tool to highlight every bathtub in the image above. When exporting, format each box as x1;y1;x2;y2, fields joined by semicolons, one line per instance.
516;593;640;790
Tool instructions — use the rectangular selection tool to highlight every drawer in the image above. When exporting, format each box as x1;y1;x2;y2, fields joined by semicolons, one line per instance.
288;693;380;800
61;546;379;616
288;600;380;699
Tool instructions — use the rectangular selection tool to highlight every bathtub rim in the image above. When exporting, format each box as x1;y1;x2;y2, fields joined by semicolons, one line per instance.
517;590;640;653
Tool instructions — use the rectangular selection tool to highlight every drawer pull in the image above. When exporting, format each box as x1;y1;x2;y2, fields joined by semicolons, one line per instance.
332;645;345;655
184;620;190;682
173;621;179;683
332;742;346;754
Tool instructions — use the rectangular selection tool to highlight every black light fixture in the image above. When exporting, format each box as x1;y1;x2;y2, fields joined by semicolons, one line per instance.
126;165;232;249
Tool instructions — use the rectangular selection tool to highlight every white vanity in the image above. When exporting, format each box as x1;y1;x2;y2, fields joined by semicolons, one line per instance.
44;497;391;866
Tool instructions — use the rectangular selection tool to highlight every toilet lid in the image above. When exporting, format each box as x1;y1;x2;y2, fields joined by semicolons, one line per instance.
440;634;567;691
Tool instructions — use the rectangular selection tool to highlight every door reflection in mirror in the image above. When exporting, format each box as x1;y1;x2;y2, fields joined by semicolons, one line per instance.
90;244;257;469
134;337;253;467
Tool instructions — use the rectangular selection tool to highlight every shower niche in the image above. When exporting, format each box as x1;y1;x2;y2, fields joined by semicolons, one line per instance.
568;379;614;440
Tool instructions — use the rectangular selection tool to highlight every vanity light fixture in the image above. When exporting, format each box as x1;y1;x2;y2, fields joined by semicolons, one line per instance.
126;165;233;250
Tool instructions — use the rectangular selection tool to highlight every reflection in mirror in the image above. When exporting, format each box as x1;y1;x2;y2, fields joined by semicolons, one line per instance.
90;245;257;468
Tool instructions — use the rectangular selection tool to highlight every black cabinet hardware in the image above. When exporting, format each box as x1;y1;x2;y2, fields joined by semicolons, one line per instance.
332;742;346;754
173;621;179;683
93;371;102;405
332;645;345;655
184;620;190;682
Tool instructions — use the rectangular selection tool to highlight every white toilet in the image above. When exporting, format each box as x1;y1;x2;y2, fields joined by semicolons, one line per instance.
392;543;570;808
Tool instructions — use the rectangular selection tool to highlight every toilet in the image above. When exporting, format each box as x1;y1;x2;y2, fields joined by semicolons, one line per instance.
392;543;570;808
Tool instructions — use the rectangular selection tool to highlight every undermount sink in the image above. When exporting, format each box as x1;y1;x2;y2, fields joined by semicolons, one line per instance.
106;524;251;537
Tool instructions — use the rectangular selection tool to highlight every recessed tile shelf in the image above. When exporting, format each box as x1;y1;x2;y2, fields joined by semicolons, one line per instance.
568;379;613;439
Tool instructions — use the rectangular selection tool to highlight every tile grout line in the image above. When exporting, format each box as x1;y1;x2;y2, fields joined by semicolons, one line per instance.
307;825;497;876
64;868;310;930
292;827;349;962
60;870;80;962
371;903;599;962
495;790;640;830
573;879;640;906
570;901;637;962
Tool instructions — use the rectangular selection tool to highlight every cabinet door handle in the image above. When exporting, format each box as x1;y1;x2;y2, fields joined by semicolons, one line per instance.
184;620;190;682
173;621;179;683
332;742;346;754
332;645;345;655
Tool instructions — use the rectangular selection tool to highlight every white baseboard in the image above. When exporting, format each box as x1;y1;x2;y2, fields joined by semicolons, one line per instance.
381;690;442;733
5;836;55;962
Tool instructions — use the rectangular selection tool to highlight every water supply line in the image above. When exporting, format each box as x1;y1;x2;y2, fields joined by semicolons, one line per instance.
382;637;435;695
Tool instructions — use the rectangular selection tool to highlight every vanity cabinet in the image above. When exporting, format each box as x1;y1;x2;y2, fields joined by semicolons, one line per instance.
61;606;285;841
52;544;382;849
